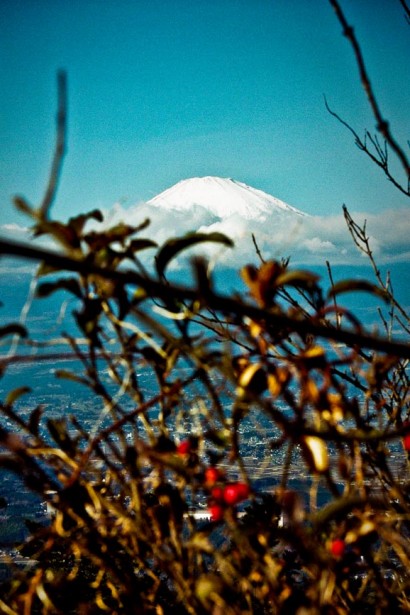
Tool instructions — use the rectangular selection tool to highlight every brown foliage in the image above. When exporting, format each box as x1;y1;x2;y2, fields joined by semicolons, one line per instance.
0;3;409;611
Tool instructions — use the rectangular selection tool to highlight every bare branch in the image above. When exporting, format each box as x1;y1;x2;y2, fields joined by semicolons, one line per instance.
39;70;67;220
324;97;410;196
343;204;409;325
251;233;266;263
399;0;410;23
327;0;410;191
0;235;409;359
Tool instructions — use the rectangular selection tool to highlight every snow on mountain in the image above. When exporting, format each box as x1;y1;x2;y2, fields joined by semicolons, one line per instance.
93;177;312;269
88;177;409;267
0;179;407;274
99;177;357;266
147;176;306;221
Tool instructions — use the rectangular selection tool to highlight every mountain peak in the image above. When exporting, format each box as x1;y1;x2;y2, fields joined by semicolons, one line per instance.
147;176;305;220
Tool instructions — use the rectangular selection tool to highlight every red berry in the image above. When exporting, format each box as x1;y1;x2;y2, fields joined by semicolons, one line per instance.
223;482;250;506
403;434;410;451
176;440;191;456
210;486;224;501
330;539;345;558
208;503;224;522
204;467;224;487
235;482;250;501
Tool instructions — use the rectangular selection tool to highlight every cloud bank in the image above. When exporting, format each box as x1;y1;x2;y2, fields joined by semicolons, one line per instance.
100;201;410;268
0;204;408;274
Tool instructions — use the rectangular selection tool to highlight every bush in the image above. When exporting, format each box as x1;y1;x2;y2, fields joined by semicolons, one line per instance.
0;3;409;612
0;192;408;613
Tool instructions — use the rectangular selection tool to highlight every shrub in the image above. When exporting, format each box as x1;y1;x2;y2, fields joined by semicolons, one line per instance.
0;3;409;611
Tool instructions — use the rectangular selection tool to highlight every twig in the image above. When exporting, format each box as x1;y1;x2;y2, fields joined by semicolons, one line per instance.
39;70;67;219
0;236;409;359
324;97;409;197
343;205;409;324
326;260;340;328
252;233;266;264
327;0;410;191
399;0;410;23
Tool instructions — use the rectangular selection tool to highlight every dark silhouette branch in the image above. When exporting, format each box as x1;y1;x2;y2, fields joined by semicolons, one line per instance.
251;233;266;264
39;70;67;220
324;96;410;197
327;0;410;193
0;236;409;359
399;0;410;23
343;205;409;326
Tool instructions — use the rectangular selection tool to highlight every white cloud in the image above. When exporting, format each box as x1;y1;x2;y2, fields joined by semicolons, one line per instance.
101;202;410;270
1;223;30;234
303;237;337;253
1;205;409;275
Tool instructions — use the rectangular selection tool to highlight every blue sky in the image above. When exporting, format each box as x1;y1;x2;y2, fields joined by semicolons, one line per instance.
1;0;409;231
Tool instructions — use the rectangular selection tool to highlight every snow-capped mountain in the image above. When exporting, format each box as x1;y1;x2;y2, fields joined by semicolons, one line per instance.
93;176;404;267
0;178;407;271
147;176;306;220
99;176;319;267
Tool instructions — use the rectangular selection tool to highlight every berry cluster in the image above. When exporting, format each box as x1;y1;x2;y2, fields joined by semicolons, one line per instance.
204;466;250;522
176;442;251;521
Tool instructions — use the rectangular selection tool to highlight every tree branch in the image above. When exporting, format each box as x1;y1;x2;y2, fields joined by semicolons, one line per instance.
327;0;410;191
39;70;67;220
324;97;409;197
399;0;410;23
0;236;409;359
